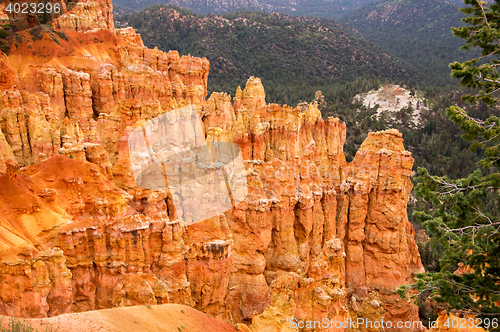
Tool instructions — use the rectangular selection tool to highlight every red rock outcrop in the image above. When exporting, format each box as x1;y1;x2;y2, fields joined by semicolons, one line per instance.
0;1;425;331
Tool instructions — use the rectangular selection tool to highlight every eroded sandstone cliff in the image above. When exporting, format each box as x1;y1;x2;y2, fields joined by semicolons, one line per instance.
0;1;425;331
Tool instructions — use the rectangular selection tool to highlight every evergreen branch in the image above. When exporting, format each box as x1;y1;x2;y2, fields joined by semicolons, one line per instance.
483;78;500;96
430;176;483;196
439;221;500;234
452;107;486;126
474;207;495;225
438;207;499;244
478;1;493;30
470;48;500;63
479;131;500;144
448;310;500;316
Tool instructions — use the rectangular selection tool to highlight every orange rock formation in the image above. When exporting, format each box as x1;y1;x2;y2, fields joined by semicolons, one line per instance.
0;1;425;331
0;304;240;332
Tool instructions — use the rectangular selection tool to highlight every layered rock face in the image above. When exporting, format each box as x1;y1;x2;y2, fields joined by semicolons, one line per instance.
0;1;424;331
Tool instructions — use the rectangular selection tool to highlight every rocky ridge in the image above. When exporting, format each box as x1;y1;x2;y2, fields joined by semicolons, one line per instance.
112;0;379;19
0;1;424;331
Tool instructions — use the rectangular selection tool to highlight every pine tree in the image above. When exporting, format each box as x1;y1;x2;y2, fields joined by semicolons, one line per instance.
398;1;500;331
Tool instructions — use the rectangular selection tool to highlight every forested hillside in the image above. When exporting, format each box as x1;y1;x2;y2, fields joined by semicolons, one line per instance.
113;0;379;19
115;6;419;105
340;0;471;87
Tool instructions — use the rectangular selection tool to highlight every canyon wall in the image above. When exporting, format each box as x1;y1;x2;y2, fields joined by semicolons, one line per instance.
0;2;424;331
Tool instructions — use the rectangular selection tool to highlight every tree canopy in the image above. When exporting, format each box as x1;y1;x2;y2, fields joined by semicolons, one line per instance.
398;1;500;330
